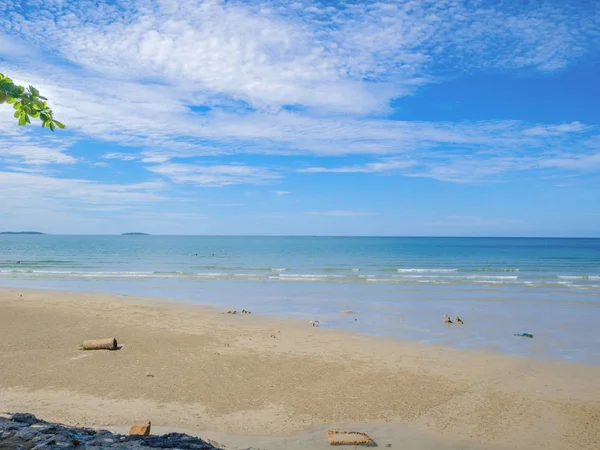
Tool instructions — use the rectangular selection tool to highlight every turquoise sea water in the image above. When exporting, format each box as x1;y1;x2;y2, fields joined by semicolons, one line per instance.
1;236;599;363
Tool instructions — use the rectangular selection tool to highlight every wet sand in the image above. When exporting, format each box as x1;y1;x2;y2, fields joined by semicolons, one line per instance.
0;288;599;449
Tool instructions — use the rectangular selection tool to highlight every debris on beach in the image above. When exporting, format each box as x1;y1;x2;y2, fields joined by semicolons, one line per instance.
309;320;320;327
514;333;534;338
442;315;466;325
326;430;373;446
0;413;222;449
80;337;119;350
225;309;252;315
129;420;151;436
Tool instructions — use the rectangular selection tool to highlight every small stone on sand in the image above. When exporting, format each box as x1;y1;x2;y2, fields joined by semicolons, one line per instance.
128;421;151;436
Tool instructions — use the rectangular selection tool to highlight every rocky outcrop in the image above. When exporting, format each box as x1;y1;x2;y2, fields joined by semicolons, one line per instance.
0;413;222;449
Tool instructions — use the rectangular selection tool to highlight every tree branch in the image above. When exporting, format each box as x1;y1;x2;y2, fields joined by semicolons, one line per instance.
0;73;65;130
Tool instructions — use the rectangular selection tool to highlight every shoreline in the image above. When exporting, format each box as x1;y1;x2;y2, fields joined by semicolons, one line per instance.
1;288;599;449
2;280;598;365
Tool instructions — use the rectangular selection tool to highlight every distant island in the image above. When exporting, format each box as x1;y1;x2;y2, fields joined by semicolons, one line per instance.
0;231;44;235
121;232;149;235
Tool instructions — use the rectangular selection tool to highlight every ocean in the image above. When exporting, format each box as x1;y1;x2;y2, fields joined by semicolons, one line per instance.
1;236;599;363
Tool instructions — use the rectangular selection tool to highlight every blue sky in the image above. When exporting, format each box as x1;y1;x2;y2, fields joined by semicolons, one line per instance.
0;0;599;236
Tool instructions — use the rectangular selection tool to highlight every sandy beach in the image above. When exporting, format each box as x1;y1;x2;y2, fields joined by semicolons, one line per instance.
0;288;599;449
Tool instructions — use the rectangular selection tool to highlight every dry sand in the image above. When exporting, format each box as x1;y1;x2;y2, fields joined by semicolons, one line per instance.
0;288;599;449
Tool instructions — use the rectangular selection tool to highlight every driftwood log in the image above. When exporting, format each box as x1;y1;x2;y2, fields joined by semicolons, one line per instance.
326;430;373;446
81;338;118;350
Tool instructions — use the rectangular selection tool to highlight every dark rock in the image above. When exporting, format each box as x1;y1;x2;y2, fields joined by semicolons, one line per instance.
12;413;38;425
125;433;218;449
0;413;223;449
30;435;55;449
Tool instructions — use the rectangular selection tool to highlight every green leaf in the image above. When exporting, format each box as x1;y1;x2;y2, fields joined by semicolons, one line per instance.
54;120;65;129
2;75;64;129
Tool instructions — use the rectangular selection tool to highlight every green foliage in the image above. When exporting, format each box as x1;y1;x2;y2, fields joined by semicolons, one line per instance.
0;73;64;130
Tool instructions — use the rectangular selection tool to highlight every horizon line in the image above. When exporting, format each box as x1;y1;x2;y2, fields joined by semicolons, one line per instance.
2;234;600;239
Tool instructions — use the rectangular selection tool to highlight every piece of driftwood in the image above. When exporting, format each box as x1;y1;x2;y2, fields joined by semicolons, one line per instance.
326;430;373;446
81;338;118;350
129;421;151;436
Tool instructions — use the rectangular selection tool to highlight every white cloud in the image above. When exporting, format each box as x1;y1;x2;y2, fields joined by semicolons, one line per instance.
2;0;389;114
2;0;598;116
273;190;291;195
0;143;76;165
0;169;202;233
208;203;244;207
0;1;597;235
0;33;37;58
299;158;415;173
0;0;597;194
0;170;171;232
147;162;280;187
0;108;77;166
403;156;533;183
305;210;376;217
0;171;166;207
4;74;590;165
523;121;588;136
539;152;600;171
103;153;138;161
4;166;51;174
2;63;598;185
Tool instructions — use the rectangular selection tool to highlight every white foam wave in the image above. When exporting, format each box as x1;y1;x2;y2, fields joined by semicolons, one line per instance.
467;275;518;280
0;269;170;278
472;280;508;284
393;274;518;280
0;268;597;289
557;275;600;280
269;276;322;282
396;268;458;273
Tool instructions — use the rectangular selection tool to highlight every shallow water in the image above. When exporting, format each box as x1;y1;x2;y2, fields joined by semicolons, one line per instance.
1;236;599;363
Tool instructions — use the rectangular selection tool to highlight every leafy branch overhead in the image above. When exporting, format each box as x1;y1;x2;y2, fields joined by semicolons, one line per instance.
0;73;64;130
